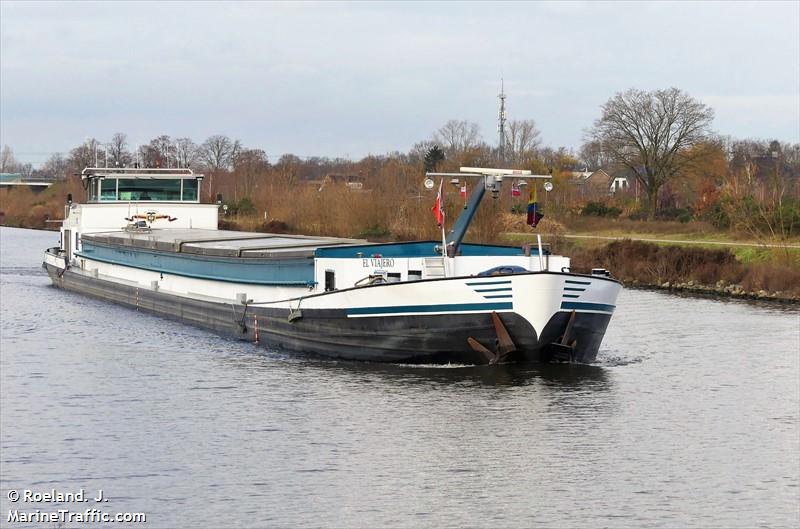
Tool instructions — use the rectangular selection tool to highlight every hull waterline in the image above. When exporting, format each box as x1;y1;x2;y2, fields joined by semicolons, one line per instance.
44;261;616;364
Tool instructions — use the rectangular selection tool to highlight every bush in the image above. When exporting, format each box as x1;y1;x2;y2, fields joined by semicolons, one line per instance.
357;224;391;240
704;200;731;230
626;209;648;221
259;220;289;233
227;197;256;216
656;207;693;223
581;201;622;218
704;196;800;237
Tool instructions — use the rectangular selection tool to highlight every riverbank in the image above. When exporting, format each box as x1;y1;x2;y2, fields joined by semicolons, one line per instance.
568;239;800;303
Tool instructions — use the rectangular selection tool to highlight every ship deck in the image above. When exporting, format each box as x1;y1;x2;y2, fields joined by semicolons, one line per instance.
82;229;367;258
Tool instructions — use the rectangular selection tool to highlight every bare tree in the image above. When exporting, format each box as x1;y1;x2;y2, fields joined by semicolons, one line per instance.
137;145;161;168
0;145;18;173
69;139;100;171
175;137;198;168
503;119;541;164
274;153;302;186
42;153;69;179
539;146;579;172
108;133;131;167
233;148;269;198
233;148;268;171
200;135;235;172
277;153;302;167
18;163;33;178
578;139;613;171
149;135;174;167
589;87;714;219
433;120;482;155
230;139;242;165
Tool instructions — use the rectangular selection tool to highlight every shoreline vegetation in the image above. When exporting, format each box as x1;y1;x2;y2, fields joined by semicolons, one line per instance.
3;202;797;303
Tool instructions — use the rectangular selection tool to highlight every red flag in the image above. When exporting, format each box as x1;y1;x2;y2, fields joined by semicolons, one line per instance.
431;179;445;227
511;183;521;197
460;183;467;198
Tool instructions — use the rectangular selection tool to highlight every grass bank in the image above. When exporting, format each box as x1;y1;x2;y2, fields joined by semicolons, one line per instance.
568;239;800;302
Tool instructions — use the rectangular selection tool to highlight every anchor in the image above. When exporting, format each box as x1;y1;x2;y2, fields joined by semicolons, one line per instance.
546;310;578;362
467;312;517;365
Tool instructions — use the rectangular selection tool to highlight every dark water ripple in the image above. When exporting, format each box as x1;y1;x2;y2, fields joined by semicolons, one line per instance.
1;227;799;528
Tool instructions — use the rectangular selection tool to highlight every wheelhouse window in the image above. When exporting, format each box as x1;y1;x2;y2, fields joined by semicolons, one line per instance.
100;178;117;200
182;179;198;201
88;180;99;201
117;178;182;201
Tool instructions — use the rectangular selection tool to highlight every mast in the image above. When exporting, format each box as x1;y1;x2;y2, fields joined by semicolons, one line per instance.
425;167;552;255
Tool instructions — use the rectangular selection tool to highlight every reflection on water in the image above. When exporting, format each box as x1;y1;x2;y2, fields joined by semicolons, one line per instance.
2;227;798;529
287;356;611;388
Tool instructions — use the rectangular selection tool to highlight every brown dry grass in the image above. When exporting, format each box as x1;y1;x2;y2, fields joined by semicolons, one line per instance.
571;239;800;297
0;178;85;229
571;240;743;284
740;264;800;296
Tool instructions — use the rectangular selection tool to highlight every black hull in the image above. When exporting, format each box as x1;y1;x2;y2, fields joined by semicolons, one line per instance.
44;264;612;364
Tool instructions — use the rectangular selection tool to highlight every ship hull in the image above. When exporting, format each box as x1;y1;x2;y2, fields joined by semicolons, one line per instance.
43;255;618;364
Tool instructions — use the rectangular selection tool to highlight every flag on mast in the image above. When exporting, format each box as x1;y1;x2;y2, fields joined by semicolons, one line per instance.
527;185;544;228
431;178;445;227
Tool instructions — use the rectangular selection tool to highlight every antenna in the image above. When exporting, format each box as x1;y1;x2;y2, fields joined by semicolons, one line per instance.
498;79;507;163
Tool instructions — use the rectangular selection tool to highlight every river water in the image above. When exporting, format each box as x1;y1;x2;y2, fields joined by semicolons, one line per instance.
1;226;798;528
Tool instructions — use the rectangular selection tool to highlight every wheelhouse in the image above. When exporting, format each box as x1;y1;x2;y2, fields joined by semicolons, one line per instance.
82;167;203;203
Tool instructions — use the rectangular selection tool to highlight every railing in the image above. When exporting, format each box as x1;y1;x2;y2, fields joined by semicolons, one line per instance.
80;167;201;180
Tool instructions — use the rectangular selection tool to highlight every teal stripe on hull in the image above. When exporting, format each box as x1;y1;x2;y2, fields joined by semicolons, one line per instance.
347;301;513;316
78;242;316;286
560;301;615;313
316;241;529;258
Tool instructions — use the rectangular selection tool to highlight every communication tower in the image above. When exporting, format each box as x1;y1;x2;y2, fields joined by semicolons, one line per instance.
498;79;508;163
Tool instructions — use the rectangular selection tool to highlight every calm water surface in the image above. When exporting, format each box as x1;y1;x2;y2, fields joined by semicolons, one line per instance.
1;227;798;528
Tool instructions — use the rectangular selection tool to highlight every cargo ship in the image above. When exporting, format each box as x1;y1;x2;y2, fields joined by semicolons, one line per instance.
43;166;621;364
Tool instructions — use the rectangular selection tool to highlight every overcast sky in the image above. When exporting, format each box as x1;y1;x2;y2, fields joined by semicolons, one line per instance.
1;1;798;167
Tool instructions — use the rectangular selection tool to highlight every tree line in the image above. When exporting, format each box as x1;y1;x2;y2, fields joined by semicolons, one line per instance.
2;87;798;226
